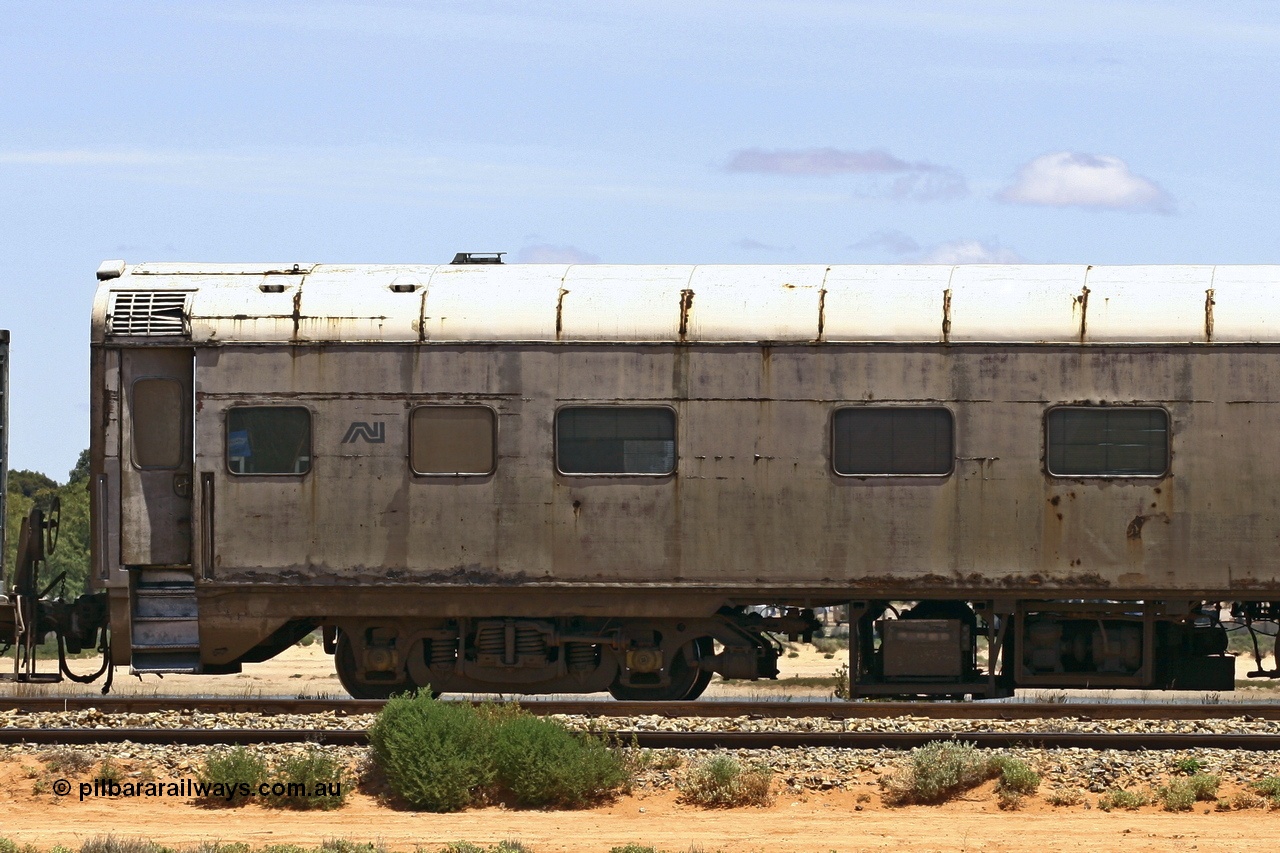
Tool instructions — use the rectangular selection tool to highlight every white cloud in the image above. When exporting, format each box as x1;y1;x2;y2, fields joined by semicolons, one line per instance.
735;238;795;251
997;152;1174;213
726;147;912;175
515;244;600;264
725;147;967;202
884;170;967;202
849;229;920;255
912;239;1025;264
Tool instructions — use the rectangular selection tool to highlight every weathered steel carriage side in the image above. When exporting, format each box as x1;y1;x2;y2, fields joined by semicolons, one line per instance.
87;261;1280;698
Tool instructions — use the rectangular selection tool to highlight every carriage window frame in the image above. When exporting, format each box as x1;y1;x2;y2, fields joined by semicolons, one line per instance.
130;377;187;471
554;405;678;477
409;404;498;477
225;405;313;476
1044;405;1170;479
830;405;956;478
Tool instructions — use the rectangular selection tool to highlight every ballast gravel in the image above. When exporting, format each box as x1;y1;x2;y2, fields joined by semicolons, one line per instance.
3;740;1279;796
4;707;1280;736
4;707;1280;795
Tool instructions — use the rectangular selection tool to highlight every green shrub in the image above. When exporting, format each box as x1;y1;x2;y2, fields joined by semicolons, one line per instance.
609;847;660;853
491;715;628;808
1227;791;1267;810
1160;775;1219;812
95;759;123;785
266;749;347;810
198;747;268;806
1158;780;1197;812
1253;775;1280;805
678;755;773;807
371;692;631;811
1045;789;1084;807
79;839;171;853
1097;788;1149;812
1186;774;1220;801
634;750;681;772
473;701;530;728
831;664;851;700
996;790;1024;810
317;842;384;853
41;748;94;775
990;755;1039;796
0;839;17;853
369;692;496;811
189;844;252;853
880;742;997;806
1173;757;1204;775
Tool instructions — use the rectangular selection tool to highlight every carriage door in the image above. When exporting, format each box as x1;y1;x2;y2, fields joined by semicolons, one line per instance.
120;348;194;566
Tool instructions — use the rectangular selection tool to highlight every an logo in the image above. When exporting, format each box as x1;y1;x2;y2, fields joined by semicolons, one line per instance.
341;421;386;443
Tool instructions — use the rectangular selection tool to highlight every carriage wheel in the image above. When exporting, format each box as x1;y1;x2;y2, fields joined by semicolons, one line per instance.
608;636;714;701
334;630;414;700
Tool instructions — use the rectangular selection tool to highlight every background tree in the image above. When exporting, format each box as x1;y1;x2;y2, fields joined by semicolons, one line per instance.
67;449;90;485
4;452;91;598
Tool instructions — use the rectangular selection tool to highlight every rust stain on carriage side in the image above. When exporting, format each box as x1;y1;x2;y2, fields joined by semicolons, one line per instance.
1126;512;1170;540
941;289;952;343
219;566;534;586
1074;285;1090;341
291;289;303;340
850;571;1114;590
555;287;569;341
816;288;826;341
1205;288;1216;342
678;288;695;339
417;289;429;342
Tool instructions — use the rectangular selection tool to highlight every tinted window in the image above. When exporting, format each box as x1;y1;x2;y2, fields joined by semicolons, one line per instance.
557;407;675;475
411;406;496;475
226;407;312;475
833;407;953;475
1046;407;1168;476
132;378;185;469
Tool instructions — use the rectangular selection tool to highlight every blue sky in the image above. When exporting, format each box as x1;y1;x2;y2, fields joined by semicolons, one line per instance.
2;1;1278;477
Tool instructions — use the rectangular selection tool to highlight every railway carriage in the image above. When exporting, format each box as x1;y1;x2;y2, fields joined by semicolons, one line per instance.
10;258;1280;698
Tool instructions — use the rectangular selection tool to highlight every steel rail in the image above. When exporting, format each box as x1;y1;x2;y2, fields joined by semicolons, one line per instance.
2;696;1280;721
3;727;1280;751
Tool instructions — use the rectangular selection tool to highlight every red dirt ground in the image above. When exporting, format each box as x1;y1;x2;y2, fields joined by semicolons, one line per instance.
0;759;1274;853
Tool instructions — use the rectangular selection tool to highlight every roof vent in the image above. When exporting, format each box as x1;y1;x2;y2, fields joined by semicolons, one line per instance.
107;291;191;337
451;252;505;265
96;260;126;281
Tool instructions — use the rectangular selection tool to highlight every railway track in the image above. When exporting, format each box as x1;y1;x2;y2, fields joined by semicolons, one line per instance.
6;697;1280;752
2;726;1280;751
2;696;1280;720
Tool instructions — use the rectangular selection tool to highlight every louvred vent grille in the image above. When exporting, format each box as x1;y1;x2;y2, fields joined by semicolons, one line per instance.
108;292;191;337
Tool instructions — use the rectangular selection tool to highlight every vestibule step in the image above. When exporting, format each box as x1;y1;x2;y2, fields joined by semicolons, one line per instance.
131;650;201;674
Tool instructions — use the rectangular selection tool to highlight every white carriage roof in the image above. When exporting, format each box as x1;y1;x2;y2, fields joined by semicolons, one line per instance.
91;263;1280;345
